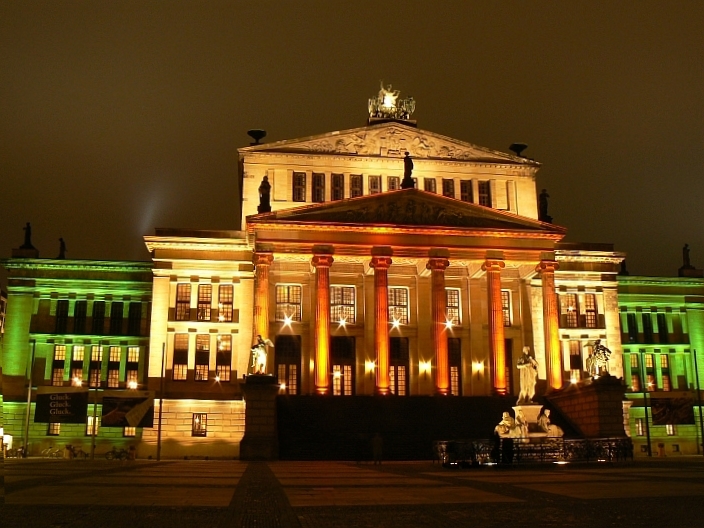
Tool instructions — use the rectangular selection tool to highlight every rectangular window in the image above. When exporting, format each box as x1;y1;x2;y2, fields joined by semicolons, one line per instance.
92;301;106;334
71;368;83;386
126;369;138;385
390;337;409;396
631;373;641;391
276;285;302;322
173;334;189;381
52;368;64;386
388;287;409;325
642;313;654;343
369;175;381;194
349;174;363;198
647;373;656;391
449;338;462;396
460;180;473;203
331;173;344;201
626;313;638;343
175;284;191;321
292;172;306;202
89;368;101;388
218;284;234;322
195;335;210;381
73;300;87;334
442;179;455;198
478;181;491;206
55;300;69;333
109;302;124;335
387;176;400;191
216;334;232;382
127;302;142;335
501;290;511;327
192;413;207;437
662;374;671;391
424;178;436;193
54;344;67;361
630;353;639;368
127;346;139;363
331;336;355;396
107;369;120;388
124;427;136;437
660;354;669;369
330;286;356;325
666;424;676;436
635;418;644;436
91;345;103;362
446;288;460;325
197;284;212;321
275;335;301;395
645;354;654;368
312;172;325;202
657;313;669;344
48;423;61;436
86;415;100;436
560;294;579;328
584;294;597;329
569;340;582;376
109;346;121;362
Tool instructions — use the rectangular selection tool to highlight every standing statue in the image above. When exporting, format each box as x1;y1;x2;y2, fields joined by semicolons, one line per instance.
57;238;67;259
378;82;400;109
401;152;415;189
249;334;274;375
511;409;529;439
257;176;271;214
516;347;538;404
585;339;612;378
537;408;564;438
538;189;550;222
21;222;35;249
683;243;692;268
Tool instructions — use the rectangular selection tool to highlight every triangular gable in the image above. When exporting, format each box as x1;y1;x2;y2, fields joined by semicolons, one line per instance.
239;121;537;165
248;188;564;234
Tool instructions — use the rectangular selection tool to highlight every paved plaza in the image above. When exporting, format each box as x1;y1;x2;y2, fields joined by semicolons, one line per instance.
2;457;704;527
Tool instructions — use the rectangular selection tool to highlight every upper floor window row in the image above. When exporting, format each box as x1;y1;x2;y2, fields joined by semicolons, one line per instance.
559;293;603;329
173;283;235;323
53;299;144;336
624;311;679;345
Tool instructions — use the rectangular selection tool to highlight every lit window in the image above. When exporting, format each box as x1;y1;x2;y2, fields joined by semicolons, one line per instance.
660;354;669;369
478;181;491;206
218;284;234;322
127;346;139;363
330;286;355;324
449;338;462;396
91;345;103;362
89;368;101;388
48;423;61;436
387;176;400;191
369;175;381;194
424;178;436;193
54;345;67;361
662;374;671;391
126;369;138;385
312;172;325;202
195;335;210;381
276;285;302;322
52;345;67;386
293;172;306;202
331;173;344;201
388;287;409;325
192;414;207;437
349;174;363;198
73;345;85;362
501;290;511;327
635;418;644;436
630;353;639;369
71;368;83;386
52;368;64;387
569;340;582;380
460;180;473;202
645;354;654;368
175;284;191;321
647;373;656;391
124;427;136;437
216;334;232;382
631;373;641;392
197;284;212;321
446;288;460;325
107;369;120;388
86;415;100;437
442;179;455;198
584;294;598;328
173;334;189;381
560;294;578;328
109;346;121;362
666;424;676;436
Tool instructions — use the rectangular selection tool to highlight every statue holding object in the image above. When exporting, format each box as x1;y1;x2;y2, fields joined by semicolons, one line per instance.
249;335;274;375
516;347;538;405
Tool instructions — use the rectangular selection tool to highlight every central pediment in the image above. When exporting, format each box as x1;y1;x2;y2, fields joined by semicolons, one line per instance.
248;189;563;235
239;121;538;165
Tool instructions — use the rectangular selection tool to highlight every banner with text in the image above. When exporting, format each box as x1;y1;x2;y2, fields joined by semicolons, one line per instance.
34;387;89;424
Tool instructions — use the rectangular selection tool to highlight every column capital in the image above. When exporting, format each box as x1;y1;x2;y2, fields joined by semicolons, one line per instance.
370;256;393;270
312;254;334;268
482;259;505;272
536;260;559;273
426;257;450;272
253;252;274;267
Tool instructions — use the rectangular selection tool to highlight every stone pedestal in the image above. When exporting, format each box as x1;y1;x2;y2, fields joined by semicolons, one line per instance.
240;375;279;460
546;375;627;438
513;404;542;425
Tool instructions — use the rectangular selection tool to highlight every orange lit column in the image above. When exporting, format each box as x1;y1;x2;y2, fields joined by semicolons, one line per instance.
253;252;273;344
312;253;334;395
370;252;393;395
537;260;562;390
483;259;507;395
428;257;450;395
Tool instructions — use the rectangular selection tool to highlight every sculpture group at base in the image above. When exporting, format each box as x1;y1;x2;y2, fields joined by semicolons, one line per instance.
249;335;274;375
586;339;612;378
494;406;564;440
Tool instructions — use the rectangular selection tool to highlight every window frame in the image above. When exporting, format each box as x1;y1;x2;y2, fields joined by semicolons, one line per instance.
388;287;410;325
292;172;306;202
175;284;191;321
330;285;356;325
275;284;303;322
191;413;207;437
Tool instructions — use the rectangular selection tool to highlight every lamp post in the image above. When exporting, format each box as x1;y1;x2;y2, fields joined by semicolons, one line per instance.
639;350;652;457
156;342;165;462
23;339;37;457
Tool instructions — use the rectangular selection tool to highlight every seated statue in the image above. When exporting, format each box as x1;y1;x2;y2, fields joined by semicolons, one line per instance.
537;408;564;438
494;412;514;437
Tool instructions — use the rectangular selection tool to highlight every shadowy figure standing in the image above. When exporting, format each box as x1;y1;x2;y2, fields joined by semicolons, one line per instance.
538;189;551;222
258;176;271;214
401;152;415;189
21;222;35;249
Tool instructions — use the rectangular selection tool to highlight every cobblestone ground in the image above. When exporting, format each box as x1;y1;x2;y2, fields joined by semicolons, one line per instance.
1;458;704;527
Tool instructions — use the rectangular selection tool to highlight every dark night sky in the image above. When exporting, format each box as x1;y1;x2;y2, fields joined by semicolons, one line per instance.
1;1;703;287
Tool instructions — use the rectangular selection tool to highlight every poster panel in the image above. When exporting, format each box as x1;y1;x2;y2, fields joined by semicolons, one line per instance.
34;387;89;424
101;391;155;428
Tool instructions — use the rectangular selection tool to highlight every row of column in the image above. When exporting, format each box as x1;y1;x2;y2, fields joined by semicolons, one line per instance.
253;249;562;396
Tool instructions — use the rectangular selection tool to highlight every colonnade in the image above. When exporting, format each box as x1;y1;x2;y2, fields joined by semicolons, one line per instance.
252;247;563;396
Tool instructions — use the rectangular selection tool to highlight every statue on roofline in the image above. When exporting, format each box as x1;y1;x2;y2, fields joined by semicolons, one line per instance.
368;82;416;120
